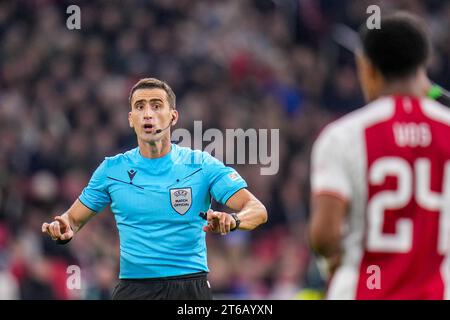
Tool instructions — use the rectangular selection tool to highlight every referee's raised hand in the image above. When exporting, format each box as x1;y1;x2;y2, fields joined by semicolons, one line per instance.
202;209;236;235
42;215;74;242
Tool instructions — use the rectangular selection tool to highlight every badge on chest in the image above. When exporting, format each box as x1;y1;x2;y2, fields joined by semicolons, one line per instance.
169;187;192;215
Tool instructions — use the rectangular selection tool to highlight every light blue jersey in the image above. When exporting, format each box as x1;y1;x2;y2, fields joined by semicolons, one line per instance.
78;144;247;278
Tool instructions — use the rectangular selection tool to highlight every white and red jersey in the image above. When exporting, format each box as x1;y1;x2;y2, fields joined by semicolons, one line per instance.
311;95;450;299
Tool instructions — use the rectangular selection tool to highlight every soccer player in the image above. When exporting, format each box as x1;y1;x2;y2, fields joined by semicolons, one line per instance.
309;13;450;299
41;78;268;300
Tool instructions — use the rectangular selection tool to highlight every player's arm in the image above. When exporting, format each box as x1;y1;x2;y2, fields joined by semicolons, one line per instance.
309;124;351;277
309;193;348;275
41;199;96;244
204;189;267;235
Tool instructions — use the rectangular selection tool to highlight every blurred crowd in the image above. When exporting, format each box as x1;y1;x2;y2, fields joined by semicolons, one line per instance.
1;0;450;299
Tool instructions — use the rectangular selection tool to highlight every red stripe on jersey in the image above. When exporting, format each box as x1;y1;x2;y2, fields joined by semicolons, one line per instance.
355;96;450;299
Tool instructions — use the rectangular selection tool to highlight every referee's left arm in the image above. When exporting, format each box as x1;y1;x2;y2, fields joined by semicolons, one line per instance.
203;189;267;235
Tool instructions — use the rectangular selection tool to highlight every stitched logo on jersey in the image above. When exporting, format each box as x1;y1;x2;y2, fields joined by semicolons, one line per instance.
170;187;192;215
228;172;240;181
127;169;137;182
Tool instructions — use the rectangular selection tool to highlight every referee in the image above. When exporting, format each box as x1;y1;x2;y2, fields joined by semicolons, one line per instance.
41;78;268;300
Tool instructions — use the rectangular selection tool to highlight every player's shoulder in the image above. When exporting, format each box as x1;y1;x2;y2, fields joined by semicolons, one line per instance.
420;97;450;126
317;97;395;142
331;97;394;131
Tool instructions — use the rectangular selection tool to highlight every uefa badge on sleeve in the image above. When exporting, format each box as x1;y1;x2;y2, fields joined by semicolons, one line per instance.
170;187;192;215
228;172;240;181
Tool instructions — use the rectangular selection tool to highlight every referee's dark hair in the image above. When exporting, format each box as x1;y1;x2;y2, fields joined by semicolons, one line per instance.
359;12;431;81
129;77;176;109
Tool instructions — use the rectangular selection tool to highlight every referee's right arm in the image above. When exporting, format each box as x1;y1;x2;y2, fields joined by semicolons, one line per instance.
42;158;110;244
41;199;96;244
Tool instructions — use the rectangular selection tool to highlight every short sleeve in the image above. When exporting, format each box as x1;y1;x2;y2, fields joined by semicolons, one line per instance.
310;126;352;200
78;159;111;213
202;152;247;205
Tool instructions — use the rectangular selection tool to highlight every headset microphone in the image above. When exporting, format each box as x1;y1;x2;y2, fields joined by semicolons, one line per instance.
154;117;174;134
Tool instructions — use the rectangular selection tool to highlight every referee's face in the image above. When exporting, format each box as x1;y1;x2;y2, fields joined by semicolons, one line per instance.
129;88;177;143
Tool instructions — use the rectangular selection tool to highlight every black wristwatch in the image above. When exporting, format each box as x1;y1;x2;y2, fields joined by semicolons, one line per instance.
230;213;240;232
